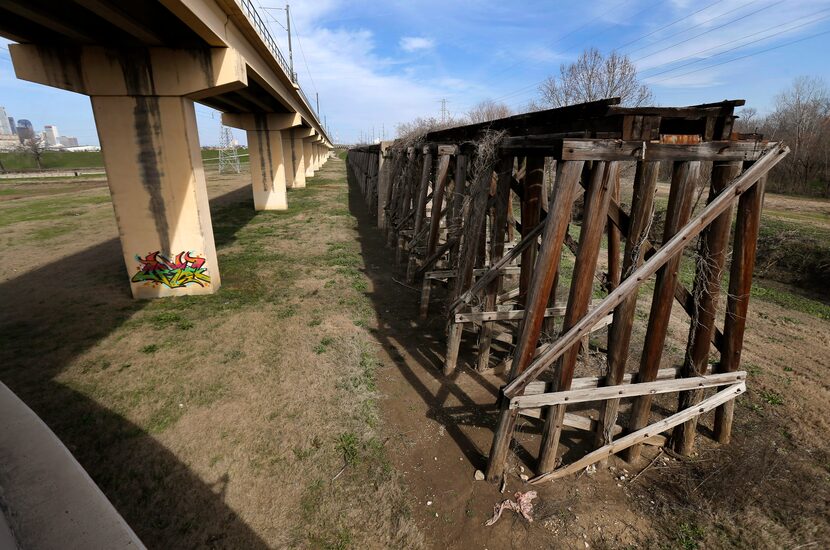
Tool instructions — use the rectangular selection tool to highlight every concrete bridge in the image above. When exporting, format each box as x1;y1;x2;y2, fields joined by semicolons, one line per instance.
0;0;333;299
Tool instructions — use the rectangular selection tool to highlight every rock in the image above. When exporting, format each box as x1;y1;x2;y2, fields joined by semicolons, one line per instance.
520;474;529;482
474;469;485;481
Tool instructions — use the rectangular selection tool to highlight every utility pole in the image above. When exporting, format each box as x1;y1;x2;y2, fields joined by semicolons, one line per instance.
315;92;320;116
285;4;294;81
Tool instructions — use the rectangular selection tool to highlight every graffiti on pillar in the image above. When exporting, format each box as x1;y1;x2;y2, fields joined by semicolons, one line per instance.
131;251;211;289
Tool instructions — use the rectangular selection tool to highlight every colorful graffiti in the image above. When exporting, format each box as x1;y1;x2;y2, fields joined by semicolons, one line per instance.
131;251;211;289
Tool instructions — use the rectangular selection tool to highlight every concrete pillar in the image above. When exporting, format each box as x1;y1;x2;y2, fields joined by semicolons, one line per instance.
290;132;307;188
223;113;302;211
304;139;315;178
9;44;248;298
281;133;296;188
93;96;220;298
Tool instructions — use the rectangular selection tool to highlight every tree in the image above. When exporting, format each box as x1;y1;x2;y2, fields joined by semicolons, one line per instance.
22;137;46;169
465;99;512;124
538;47;653;108
395;116;457;144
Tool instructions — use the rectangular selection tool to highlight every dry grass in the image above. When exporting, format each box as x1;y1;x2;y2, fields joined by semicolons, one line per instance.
0;159;423;548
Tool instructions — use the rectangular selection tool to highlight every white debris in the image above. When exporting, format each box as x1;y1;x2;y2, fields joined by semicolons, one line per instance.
474;469;485;481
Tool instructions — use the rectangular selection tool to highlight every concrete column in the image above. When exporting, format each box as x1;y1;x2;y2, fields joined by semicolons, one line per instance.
9;44;249;299
223;113;302;210
281;134;296;188
93;96;220;298
304;139;315;178
290;133;307;188
247;128;287;210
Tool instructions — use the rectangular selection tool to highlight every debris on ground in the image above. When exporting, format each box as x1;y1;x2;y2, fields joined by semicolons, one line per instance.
484;491;538;526
474;469;485;481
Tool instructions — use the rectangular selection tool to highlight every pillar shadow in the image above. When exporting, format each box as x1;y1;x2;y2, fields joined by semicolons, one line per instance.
0;185;268;548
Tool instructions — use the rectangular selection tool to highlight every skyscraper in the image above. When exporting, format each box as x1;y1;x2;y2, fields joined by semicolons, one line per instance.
0;107;11;134
8;117;16;135
44;125;59;147
16;119;34;143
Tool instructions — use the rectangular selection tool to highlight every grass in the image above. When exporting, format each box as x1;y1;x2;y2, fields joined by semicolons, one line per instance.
0;192;110;228
0;148;249;171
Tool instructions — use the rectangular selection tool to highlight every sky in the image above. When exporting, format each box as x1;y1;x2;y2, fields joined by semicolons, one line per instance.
1;0;829;146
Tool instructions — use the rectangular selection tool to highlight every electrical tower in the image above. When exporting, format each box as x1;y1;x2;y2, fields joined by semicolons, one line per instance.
218;125;241;174
439;98;449;123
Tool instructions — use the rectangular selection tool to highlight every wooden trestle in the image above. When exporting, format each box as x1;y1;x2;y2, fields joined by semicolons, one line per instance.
346;97;788;483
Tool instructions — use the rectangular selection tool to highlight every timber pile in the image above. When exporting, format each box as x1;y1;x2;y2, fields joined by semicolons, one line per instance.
346;98;788;483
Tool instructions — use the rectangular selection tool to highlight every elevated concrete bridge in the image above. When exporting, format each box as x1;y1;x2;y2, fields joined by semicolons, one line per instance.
0;0;333;298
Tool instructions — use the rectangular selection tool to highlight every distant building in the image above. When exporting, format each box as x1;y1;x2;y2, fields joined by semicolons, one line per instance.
44;125;59;147
59;136;79;147
0;107;11;134
0;134;19;151
16;119;34;142
8;117;16;135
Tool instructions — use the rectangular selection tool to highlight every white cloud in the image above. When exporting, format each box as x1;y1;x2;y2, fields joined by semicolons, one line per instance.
399;36;435;52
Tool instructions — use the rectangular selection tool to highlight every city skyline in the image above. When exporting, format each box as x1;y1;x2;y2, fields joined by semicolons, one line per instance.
0;104;83;149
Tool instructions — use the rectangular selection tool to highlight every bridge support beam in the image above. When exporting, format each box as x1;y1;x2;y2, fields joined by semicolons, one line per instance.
9;44;249;299
281;133;296;189
304;139;315;178
223;113;301;211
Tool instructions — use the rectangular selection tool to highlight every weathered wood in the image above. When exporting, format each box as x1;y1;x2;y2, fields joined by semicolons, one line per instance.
625;160;701;463
607;168;622;290
485;160;584;483
447;154;469;274
512;371;745;410
538;161;618;474
406;149;435;281
596;161;660;449
672;161;743;455
530;383;746;484
425;266;522;280
419;154;452;319
457;306;566;323
478;156;513;371
715;174;766;444
519;156;545;306
417;238;458;319
500;143;787;400
526;365;686;395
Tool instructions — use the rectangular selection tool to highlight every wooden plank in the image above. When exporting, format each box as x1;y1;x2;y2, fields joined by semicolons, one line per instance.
530;383;746;484
672;161;742;455
419;154;452;319
425;266;522;280
625;160;701;463
478;156;514;371
512;371;745;409
456;305;566;323
596;161;660;449
525;365;684;395
500;142;787;400
519;156;545;306
501;139;768;161
715;174;767;444
485;160;585;483
538;161;619;473
407;148;434;281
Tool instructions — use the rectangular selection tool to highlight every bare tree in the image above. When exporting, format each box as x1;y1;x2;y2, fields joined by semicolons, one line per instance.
395;116;457;144
465;99;512;124
539;47;653;108
766;76;830;195
22;137;46;170
734;107;759;133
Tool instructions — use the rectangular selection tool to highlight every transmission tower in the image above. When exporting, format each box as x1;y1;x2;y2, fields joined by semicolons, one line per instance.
218;125;241;174
439;98;449;123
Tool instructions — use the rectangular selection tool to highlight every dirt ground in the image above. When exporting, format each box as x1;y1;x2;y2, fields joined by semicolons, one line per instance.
1;157;828;549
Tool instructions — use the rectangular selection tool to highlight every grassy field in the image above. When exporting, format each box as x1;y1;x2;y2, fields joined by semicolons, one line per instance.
0;148;250;171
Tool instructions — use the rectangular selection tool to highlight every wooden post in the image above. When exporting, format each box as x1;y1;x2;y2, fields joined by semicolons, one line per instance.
485;160;584;483
625;160;701;462
596;161;659;449
538;161;618;474
419;154;452;319
477;156;513;371
407;147;434;281
447;154;468;280
518;156;544;307
446;156;494;375
714;174;766;443
672;161;742;455
607;167;622;290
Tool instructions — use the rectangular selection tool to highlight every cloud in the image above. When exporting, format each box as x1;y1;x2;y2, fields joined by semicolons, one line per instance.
399;36;435;52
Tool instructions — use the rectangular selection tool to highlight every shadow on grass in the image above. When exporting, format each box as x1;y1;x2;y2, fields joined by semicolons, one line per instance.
0;185;269;548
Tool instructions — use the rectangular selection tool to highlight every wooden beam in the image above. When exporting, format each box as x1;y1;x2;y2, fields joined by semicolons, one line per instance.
512;371;745;409
425;266;522;280
530;383;746;484
501;139;768;162
500;143;787;400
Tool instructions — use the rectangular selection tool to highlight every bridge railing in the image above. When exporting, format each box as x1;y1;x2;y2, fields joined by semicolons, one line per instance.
235;0;321;125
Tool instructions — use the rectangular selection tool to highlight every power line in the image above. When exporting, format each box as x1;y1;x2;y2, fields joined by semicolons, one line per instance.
640;10;830;78
649;27;830;83
612;0;723;51
631;0;785;63
289;10;318;98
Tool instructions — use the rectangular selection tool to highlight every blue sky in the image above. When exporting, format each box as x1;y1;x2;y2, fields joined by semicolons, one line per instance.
1;0;829;145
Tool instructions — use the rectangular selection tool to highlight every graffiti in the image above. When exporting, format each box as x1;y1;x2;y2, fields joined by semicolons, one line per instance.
131;251;211;289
